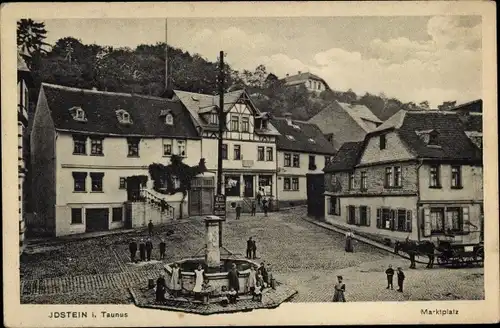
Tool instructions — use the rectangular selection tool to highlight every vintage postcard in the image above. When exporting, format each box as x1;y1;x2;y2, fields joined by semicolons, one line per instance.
2;1;498;327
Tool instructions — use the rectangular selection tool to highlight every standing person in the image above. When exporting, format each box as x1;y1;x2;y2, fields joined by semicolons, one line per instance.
155;273;167;302
262;198;268;217
345;229;354;252
251;238;257;259
253;273;264;302
246;237;253;259
159;238;166;260
129;239;138;262
145;238;153;261
258;262;269;286
385;264;395;289
235;203;242;220
251;201;256;216
192;264;205;301
332;275;346;302
256;188;262;206
139;239;146;261
170;263;182;298
267;263;275;289
227;263;240;294
148;220;154;237
247;265;257;295
397;267;405;292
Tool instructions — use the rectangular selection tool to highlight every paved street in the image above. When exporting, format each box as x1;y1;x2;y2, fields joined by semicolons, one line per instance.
20;208;484;304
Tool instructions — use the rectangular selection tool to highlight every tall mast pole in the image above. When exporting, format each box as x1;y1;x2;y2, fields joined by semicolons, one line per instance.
217;51;225;247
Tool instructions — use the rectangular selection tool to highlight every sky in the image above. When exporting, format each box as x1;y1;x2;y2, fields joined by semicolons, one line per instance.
43;16;482;107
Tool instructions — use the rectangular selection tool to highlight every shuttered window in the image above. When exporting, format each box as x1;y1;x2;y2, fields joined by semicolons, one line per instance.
423;208;431;237
376;208;381;228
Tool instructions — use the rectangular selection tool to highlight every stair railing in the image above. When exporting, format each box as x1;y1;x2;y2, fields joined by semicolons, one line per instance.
139;188;175;219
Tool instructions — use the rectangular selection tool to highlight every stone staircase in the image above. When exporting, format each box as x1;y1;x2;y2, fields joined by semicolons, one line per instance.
126;188;176;228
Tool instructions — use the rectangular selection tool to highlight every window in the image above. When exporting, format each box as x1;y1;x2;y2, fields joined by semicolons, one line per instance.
73;135;87;155
122;112;131;123
177;140;186;157
90;172;104;192
292;154;300;167
112;207;123;222
430;208;445;233
385;167;393;187
286;135;295;141
397;209;407;232
348;173;354;190
308;155;316;170
241;117;250;132
90;138;103;156
233;145;241;160
71;208;83;224
451;165;462;188
292;177;299;191
360;171;367;191
75;108;85;120
119;177;127;189
284;153;291;167
393;166;402;187
446;207;462;232
209;113;218;125
329;197;341;216
257;146;265;161
222;144;228;160
428;132;438;146
72;172;87;192
266;147;273;161
163;139;172;156
283;177;291;190
262;119;268;130
165;114;173;125
429;165;441;187
377;208;394;230
231;115;239;131
127;138;140;157
360;206;369;226
347;205;356;224
325;156;331;165
380;134;386;150
308;138;316;144
224;175;241;197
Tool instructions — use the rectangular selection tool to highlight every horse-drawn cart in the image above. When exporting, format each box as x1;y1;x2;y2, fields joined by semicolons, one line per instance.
436;240;484;268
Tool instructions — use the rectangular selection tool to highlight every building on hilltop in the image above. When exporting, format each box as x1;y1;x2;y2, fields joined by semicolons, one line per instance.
282;71;330;93
272;113;337;207
31;83;203;236
308;100;382;148
323;109;483;246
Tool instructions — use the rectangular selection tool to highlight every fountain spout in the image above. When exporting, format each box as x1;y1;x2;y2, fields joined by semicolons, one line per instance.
204;216;224;270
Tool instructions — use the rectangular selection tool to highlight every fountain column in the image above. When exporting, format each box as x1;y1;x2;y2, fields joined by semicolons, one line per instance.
205;216;224;269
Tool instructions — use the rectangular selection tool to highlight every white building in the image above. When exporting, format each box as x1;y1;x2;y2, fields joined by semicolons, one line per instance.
282;71;330;93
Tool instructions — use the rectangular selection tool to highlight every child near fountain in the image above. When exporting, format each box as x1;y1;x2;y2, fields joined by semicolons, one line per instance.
220;286;229;307
228;287;238;304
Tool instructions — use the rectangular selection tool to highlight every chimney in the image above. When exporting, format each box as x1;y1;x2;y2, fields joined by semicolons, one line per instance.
284;112;292;125
298;71;301;74
286;73;289;77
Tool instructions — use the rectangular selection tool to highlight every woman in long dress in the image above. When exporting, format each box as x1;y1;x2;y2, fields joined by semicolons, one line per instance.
332;275;346;302
155;273;167;302
345;230;354;252
247;266;257;294
170;263;182;297
192;264;204;300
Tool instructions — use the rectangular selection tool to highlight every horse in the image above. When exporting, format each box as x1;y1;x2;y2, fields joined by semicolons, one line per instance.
394;238;436;269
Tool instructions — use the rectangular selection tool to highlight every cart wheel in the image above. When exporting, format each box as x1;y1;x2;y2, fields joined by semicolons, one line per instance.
437;256;446;266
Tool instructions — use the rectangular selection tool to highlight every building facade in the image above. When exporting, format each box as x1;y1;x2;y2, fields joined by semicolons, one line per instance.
273;113;337;207
31;83;203;236
18;52;32;251
324;110;483;245
174;90;280;211
282;71;330;93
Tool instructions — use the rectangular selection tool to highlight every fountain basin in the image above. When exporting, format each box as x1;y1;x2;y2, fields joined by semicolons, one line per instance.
164;257;260;297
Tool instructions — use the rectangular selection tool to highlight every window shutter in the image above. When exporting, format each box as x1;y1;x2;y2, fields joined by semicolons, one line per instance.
336;198;341;216
423;208;431;237
462;206;470;233
354;207;360;225
390;210;396;231
406;210;412;232
366;207;371;227
345;206;349;223
376;209;381;228
327;197;332;215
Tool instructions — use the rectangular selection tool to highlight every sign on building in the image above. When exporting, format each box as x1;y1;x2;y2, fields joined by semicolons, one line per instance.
213;194;226;220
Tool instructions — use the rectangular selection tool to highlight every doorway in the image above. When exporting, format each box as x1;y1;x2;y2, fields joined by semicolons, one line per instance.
85;208;109;232
243;175;254;197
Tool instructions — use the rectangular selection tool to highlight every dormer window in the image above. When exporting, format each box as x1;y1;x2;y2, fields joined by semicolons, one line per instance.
286;135;295;141
165;114;173;125
428;132;438;146
262;119;268;130
416;129;440;147
69;106;87;122
308;138;316;144
116;109;132;125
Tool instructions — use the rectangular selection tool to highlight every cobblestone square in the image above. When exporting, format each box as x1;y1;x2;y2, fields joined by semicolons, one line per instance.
20;208;484;305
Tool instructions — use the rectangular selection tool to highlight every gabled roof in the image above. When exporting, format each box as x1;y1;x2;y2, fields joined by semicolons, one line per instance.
17;52;30;72
450;99;482;113
323;142;364;172
273;118;337;155
174;89;280;136
40;83;200;139
282;72;330;89
336;102;382;131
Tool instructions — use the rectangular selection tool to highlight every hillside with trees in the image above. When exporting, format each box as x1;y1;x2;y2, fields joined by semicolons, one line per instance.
18;19;456;122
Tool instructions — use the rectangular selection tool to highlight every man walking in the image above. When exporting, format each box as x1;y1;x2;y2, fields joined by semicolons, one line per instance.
129;239;138;262
262;198;268;217
139;239;146;261
251;238;257;259
235;203;242;220
148;220;154;237
397;267;405;292
159;238;166;260
246;237;253;259
385;264;394;289
146;238;153;261
251;201;256;216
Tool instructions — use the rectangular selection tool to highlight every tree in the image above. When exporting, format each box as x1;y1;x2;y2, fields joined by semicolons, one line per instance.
437;101;457;111
17;19;50;59
419;100;430;110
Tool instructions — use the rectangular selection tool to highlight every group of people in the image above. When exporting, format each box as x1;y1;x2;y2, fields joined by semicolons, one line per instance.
385;264;405;292
129;238;161;262
246;237;257;259
234;189;271;220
